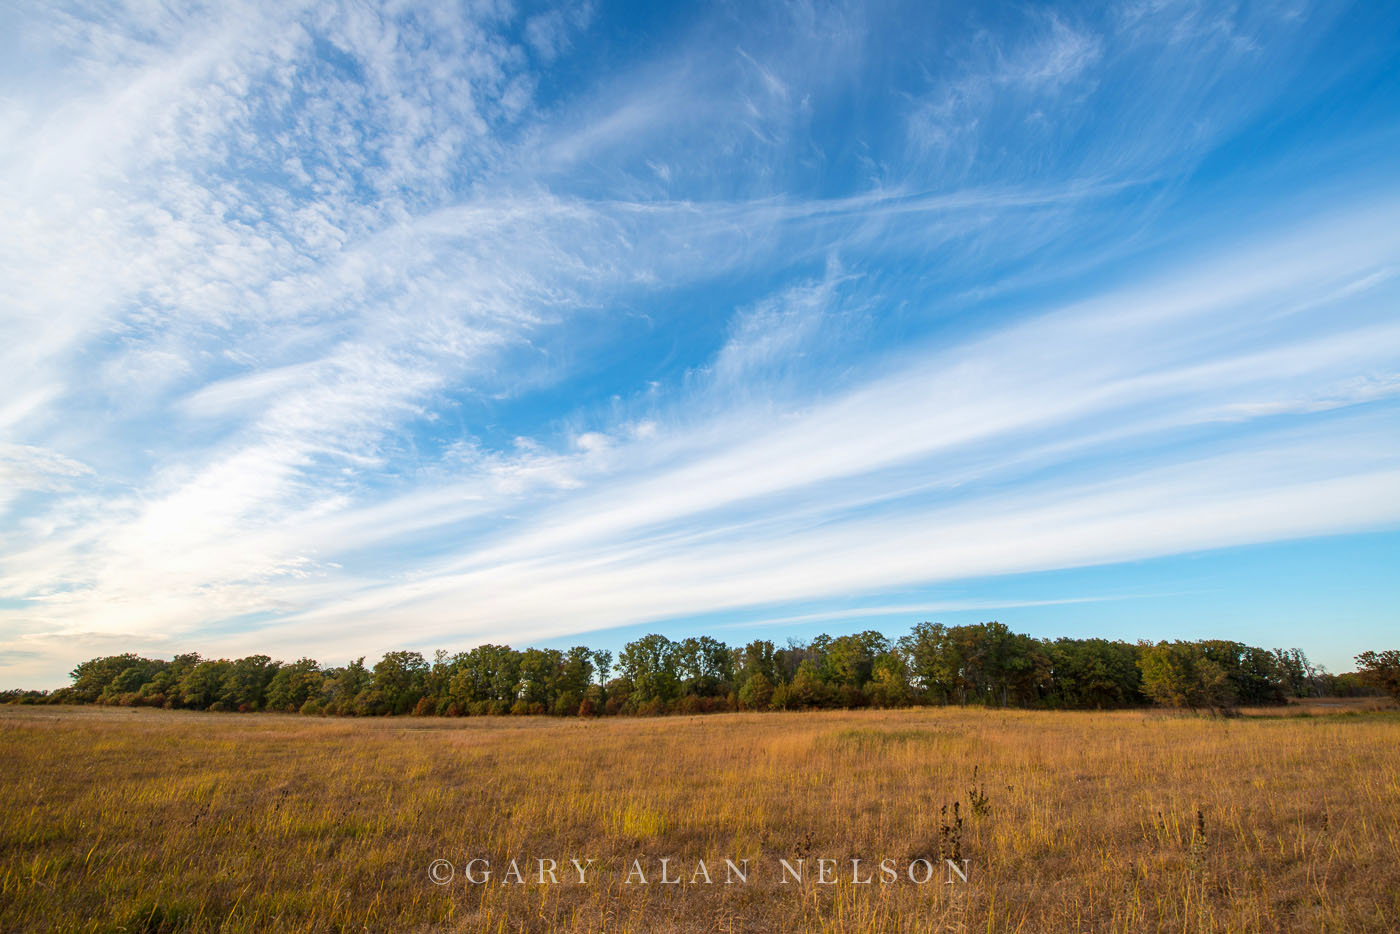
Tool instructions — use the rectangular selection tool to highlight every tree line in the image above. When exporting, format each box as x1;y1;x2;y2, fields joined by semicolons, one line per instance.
3;622;1393;716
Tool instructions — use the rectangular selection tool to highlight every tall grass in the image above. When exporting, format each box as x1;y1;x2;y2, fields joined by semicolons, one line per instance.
1;704;1396;932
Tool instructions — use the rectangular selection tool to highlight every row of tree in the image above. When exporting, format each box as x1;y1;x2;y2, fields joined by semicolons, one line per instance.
4;623;1392;716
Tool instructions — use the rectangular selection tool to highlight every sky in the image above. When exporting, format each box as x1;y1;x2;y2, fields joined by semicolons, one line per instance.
1;0;1398;688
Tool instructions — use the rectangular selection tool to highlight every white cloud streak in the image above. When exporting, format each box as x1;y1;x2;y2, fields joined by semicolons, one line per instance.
1;0;1396;684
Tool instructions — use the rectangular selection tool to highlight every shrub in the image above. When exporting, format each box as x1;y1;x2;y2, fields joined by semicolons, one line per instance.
641;697;666;717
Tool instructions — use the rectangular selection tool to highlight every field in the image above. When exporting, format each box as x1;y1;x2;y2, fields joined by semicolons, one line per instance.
2;704;1398;933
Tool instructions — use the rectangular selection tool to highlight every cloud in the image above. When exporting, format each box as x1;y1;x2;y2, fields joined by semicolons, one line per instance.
1;0;1397;686
14;193;1393;674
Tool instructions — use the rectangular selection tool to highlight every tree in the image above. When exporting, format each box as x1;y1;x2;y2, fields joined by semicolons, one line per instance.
898;621;1042;705
517;647;563;711
69;655;162;704
788;660;828;708
322;658;371;714
867;652;912;707
1355;650;1400;701
265;658;322;712
179;659;233;710
1199;640;1286;706
738;640;778;685
219;655;279;711
900;622;959;703
676;636;732;697
145;653;202;708
448;644;522;710
1272;648;1320;698
45;627;1373;719
551;646;595;713
592;650;613;684
1138;642;1234;711
372;651;429;715
1042;639;1142;709
618;635;681;706
825;631;889;688
105;657;168;703
775;638;825;686
971;622;1044;707
422;649;456;713
738;672;774;710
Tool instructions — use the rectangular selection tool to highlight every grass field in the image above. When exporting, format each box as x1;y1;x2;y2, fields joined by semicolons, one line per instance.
2;704;1398;933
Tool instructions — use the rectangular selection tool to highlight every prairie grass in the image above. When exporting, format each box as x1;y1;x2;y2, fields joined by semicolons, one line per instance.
1;704;1397;932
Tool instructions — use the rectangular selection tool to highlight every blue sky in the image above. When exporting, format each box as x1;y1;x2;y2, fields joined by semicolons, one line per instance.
1;0;1398;687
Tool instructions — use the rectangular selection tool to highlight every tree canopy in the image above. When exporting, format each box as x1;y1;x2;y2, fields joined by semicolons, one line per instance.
6;624;1382;716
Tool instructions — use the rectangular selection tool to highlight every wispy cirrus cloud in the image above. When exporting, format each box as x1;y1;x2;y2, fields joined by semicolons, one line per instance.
1;0;1397;684
11;192;1396;668
226;197;1397;654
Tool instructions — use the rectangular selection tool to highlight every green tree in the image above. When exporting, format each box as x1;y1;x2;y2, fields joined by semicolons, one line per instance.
787;660;829;708
1138;642;1234;711
104;657;170;704
899;622;960;703
1355;650;1400;701
867;652;912;707
1041;639;1143;708
738;672;774;710
591;649;613;684
738;640;778;685
143;653;202;708
517;647;563;711
322;658;371;714
550;646;595;714
371;651;429;715
447;644;521;709
618;634;681;706
265;658;322;712
1271;648;1320;698
676;636;732;697
179;659;233;710
68;654;162;704
219;655;279;711
825;631;890;689
1199;640;1285;706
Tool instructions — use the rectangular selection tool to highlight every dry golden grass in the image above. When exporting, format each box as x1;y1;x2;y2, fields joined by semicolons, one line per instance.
2;704;1397;933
